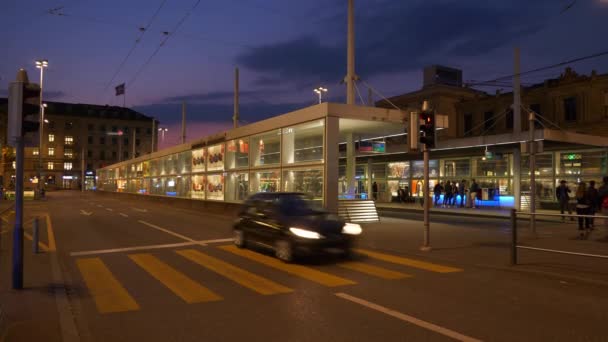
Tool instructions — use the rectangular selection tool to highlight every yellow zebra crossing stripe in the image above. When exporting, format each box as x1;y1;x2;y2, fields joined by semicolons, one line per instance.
76;258;140;313
338;261;411;280
354;249;462;273
177;249;292;295
129;253;222;303
219;245;356;287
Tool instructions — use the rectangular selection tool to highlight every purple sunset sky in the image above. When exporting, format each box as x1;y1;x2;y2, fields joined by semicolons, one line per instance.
3;0;608;148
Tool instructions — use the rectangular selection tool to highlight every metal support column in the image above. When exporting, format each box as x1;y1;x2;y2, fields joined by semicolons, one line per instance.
421;144;431;251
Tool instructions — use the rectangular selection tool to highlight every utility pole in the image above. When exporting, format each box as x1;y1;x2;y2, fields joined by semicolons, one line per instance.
151;119;156;153
233;67;239;128
368;87;373;106
422;143;431;251
35;59;48;199
181;102;186;144
345;0;355;105
132;129;136;158
513;47;522;211
529;109;537;234
81;145;85;192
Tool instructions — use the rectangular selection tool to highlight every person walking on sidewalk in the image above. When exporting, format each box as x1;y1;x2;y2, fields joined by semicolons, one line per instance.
587;180;599;228
575;182;592;238
372;181;378;201
469;179;479;208
443;181;453;208
556;180;572;222
598;176;608;229
458;180;466;208
434;182;443;207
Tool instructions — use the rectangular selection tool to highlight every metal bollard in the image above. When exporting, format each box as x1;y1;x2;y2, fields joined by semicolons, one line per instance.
510;209;517;265
33;217;39;254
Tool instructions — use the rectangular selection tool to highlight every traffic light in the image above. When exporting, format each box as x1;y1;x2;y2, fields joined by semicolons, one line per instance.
8;69;41;146
419;111;436;148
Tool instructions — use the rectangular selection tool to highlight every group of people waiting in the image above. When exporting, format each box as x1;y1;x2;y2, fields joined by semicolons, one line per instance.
556;176;608;238
433;179;481;209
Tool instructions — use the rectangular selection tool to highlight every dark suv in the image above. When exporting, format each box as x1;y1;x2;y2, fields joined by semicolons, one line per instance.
233;192;362;262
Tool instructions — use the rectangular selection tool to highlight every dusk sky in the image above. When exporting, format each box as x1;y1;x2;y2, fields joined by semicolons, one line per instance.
3;0;608;147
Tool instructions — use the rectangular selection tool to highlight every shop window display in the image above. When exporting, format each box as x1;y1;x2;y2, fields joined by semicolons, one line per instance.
191;174;206;200
388;162;410;179
206;174;224;201
226;172;249;202
226;139;249;169
558;151;606;177
207;144;225;172
412;160;438;178
192;148;206;173
165;177;178;197
522;154;553;177
150;178;164;196
521;178;553;200
142;161;150;177
282;168;323;199
282;120;324;165
149;159;159;177
474;157;509;177
177;176;191;198
251;170;280;193
251;130;281;167
164;154;178;175
441;159;470;178
178;151;192;175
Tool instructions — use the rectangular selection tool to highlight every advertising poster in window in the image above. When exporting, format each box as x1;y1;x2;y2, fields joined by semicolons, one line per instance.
206;174;224;201
192;148;206;173
207;144;224;171
191;174;206;200
388;162;410;178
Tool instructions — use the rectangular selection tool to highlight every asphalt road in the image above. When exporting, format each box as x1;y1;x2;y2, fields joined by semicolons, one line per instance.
36;191;608;342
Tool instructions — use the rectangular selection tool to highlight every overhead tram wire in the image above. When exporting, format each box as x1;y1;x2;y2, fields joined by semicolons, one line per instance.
127;0;202;87
102;0;168;92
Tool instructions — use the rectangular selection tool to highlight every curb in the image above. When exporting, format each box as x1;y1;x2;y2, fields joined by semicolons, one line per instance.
378;207;510;220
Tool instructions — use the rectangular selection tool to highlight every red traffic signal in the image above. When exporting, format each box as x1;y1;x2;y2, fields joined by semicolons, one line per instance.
418;111;436;148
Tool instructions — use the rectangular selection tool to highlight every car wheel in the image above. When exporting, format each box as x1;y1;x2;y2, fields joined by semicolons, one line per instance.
275;240;293;263
234;229;246;248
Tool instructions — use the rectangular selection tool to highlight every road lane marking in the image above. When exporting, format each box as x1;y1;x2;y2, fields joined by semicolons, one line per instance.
105;208;113;212
335;293;483;342
76;258;139;313
24;231;50;251
46;214;57;252
80;210;93;216
68;238;233;256
129;253;222;303
131;207;148;213
138;220;201;244
219;245;356;287
177;249;292;295
338;262;411;280
97;205;103;208
354;249;462;273
197;238;233;244
119;213;129;218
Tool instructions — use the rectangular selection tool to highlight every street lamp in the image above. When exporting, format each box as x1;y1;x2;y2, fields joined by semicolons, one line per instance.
313;87;328;104
35;59;48;198
158;127;168;143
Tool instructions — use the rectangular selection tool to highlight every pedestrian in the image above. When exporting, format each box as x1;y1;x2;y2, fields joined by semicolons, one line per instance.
433;182;443;207
443;181;453;207
587;180;599;228
575;182;592;238
451;181;458;206
556;180;572;222
598;176;608;229
372;181;378;201
459;180;466;208
469;179;479;208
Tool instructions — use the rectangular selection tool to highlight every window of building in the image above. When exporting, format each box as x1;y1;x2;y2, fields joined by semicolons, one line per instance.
123;151;128;159
112;151;117;159
112;126;118;132
226;139;249;169
88;124;94;131
135;152;140;158
282;120;324;165
441;159;471;178
124;138;129;145
65;136;74;145
48;121;55;129
207;144;224;171
146;128;152;135
530;104;542;129
12;161;15;169
100;151;105;160
123;126;129;134
88;136;93;144
48;147;55;156
136;139;140;146
135;127;141;134
100;137;105;145
33;148;39;156
282;168;323;200
65;122;73;129
64;148;73;158
564;97;577;121
87;150;92;158
251;130;281;167
48;134;55;142
484;111;495;130
99;124;106;132
87;163;92;170
464;113;473;136
112;137;117;145
64;162;73;170
47;162;54;170
505;110;514;130
250;169;280;193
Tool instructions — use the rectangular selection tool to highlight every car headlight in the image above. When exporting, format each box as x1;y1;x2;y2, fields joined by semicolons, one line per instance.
342;222;362;235
289;227;322;239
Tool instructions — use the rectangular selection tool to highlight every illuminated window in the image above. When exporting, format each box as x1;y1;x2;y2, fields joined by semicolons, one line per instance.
64;148;73;158
12;161;15;169
65;136;74;145
64;162;73;170
48;134;55;142
47;162;54;170
48;147;55;156
33;148;39;156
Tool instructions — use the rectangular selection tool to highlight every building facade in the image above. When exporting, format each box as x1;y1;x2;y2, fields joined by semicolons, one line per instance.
0;99;158;190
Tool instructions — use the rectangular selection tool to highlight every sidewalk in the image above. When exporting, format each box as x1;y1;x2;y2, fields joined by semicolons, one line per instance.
0;201;73;342
376;201;562;219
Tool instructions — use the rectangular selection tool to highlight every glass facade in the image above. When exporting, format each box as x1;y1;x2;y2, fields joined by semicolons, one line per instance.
282;120;324;165
251;130;281;167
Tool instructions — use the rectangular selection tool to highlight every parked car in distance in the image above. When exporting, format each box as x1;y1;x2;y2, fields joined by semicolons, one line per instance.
233;192;362;262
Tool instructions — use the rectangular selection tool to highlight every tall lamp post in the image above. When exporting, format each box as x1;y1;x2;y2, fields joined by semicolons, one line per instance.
158;127;168;144
35;59;48;198
313;87;328;104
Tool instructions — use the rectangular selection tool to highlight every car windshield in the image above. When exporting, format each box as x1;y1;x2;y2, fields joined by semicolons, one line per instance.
276;194;322;216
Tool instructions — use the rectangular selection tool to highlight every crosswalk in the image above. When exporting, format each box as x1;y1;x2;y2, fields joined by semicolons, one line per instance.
75;245;463;314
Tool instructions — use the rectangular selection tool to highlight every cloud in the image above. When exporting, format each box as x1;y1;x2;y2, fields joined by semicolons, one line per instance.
235;0;556;83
